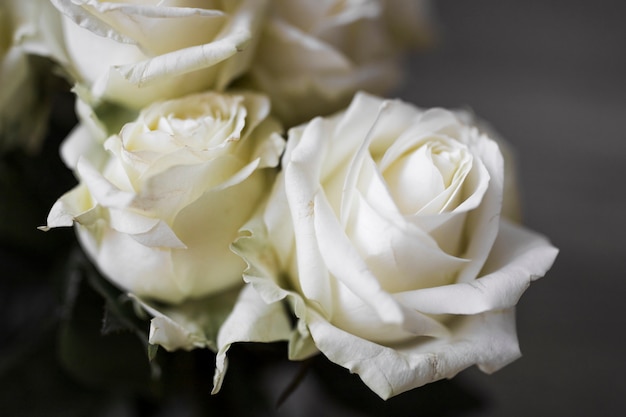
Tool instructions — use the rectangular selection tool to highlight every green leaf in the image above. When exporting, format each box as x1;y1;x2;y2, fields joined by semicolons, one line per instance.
148;344;159;362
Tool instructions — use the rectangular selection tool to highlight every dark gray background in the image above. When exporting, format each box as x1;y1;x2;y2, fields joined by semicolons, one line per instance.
400;1;625;416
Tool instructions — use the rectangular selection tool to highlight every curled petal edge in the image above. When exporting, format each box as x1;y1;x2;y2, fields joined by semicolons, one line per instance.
393;219;559;315
308;307;522;400
212;284;291;394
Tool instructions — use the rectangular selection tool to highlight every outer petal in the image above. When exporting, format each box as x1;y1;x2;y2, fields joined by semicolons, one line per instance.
284;118;335;313
39;183;95;230
51;0;226;47
130;286;241;352
51;0;139;44
393;219;559;315
61;123;108;170
307;307;521;400
232;206;319;360
212;284;291;394
75;225;182;302
113;28;249;87
170;169;271;298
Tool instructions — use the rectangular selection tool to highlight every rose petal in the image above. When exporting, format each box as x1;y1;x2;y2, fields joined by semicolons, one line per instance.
130;286;241;353
52;1;227;47
339;97;392;226
107;208;186;249
170;170;267;297
263;18;352;73
408;154;489;256
233;208;319;360
284;118;335;313
307;307;521;400
76;225;183;302
51;0;137;44
346;193;468;292
455;133;504;283
61;123;108;170
383;143;446;213
212;284;292;394
77;157;135;209
113;30;248;87
393;219;559;315
314;191;405;325
376;108;462;165
39;184;95;230
135;154;258;222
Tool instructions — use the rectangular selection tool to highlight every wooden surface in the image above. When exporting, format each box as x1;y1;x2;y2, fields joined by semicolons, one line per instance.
401;1;625;415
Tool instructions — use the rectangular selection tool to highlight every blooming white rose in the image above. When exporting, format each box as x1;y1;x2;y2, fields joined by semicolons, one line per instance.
51;0;268;109
239;0;435;127
42;91;285;304
222;92;558;398
0;0;65;153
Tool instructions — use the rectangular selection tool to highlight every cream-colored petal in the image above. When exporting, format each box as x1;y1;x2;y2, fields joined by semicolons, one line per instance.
346;193;467;293
76;225;183;303
307;307;521;400
284;118;334;313
114;28;249;86
212;285;291;394
39;184;95;230
134;154;253;222
51;0;135;44
77;157;136;209
131;285;241;352
232;204;318;361
170;170;268;298
314;191;404;326
394;219;558;315
455;134;504;283
107;208;186;249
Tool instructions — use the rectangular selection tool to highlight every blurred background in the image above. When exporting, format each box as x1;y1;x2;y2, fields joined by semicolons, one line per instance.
1;0;625;416
401;0;626;415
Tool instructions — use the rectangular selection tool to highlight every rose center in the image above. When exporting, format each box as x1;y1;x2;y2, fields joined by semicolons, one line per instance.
382;138;471;215
125;95;247;153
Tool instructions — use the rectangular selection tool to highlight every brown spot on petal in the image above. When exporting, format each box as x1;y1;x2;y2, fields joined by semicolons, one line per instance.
306;200;314;217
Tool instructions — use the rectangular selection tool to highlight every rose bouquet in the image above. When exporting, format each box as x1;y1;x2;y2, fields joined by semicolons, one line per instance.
1;0;557;415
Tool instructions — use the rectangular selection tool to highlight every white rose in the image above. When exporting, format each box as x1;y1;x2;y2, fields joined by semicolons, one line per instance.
42;91;285;304
223;92;558;398
51;0;268;109
240;0;435;127
0;0;65;153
